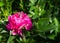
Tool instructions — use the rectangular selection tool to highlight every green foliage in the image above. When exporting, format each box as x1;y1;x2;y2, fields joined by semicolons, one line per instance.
0;0;60;43
0;2;4;7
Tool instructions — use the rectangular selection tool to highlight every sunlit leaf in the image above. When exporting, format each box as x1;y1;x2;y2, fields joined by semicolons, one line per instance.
0;2;4;7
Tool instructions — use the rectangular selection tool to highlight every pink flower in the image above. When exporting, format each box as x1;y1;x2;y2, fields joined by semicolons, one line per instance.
6;11;32;36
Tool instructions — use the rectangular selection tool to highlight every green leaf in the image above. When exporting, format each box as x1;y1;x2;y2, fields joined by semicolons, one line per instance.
0;36;2;41
53;17;59;35
29;0;37;5
0;2;4;7
29;11;39;19
7;36;15;43
35;18;55;32
48;34;56;40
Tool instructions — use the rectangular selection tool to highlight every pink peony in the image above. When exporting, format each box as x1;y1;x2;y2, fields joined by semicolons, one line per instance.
6;11;32;36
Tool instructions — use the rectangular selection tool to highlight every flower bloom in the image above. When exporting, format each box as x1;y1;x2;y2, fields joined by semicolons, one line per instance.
6;11;32;36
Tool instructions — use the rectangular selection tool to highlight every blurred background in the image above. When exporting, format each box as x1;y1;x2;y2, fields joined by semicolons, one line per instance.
0;0;60;43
